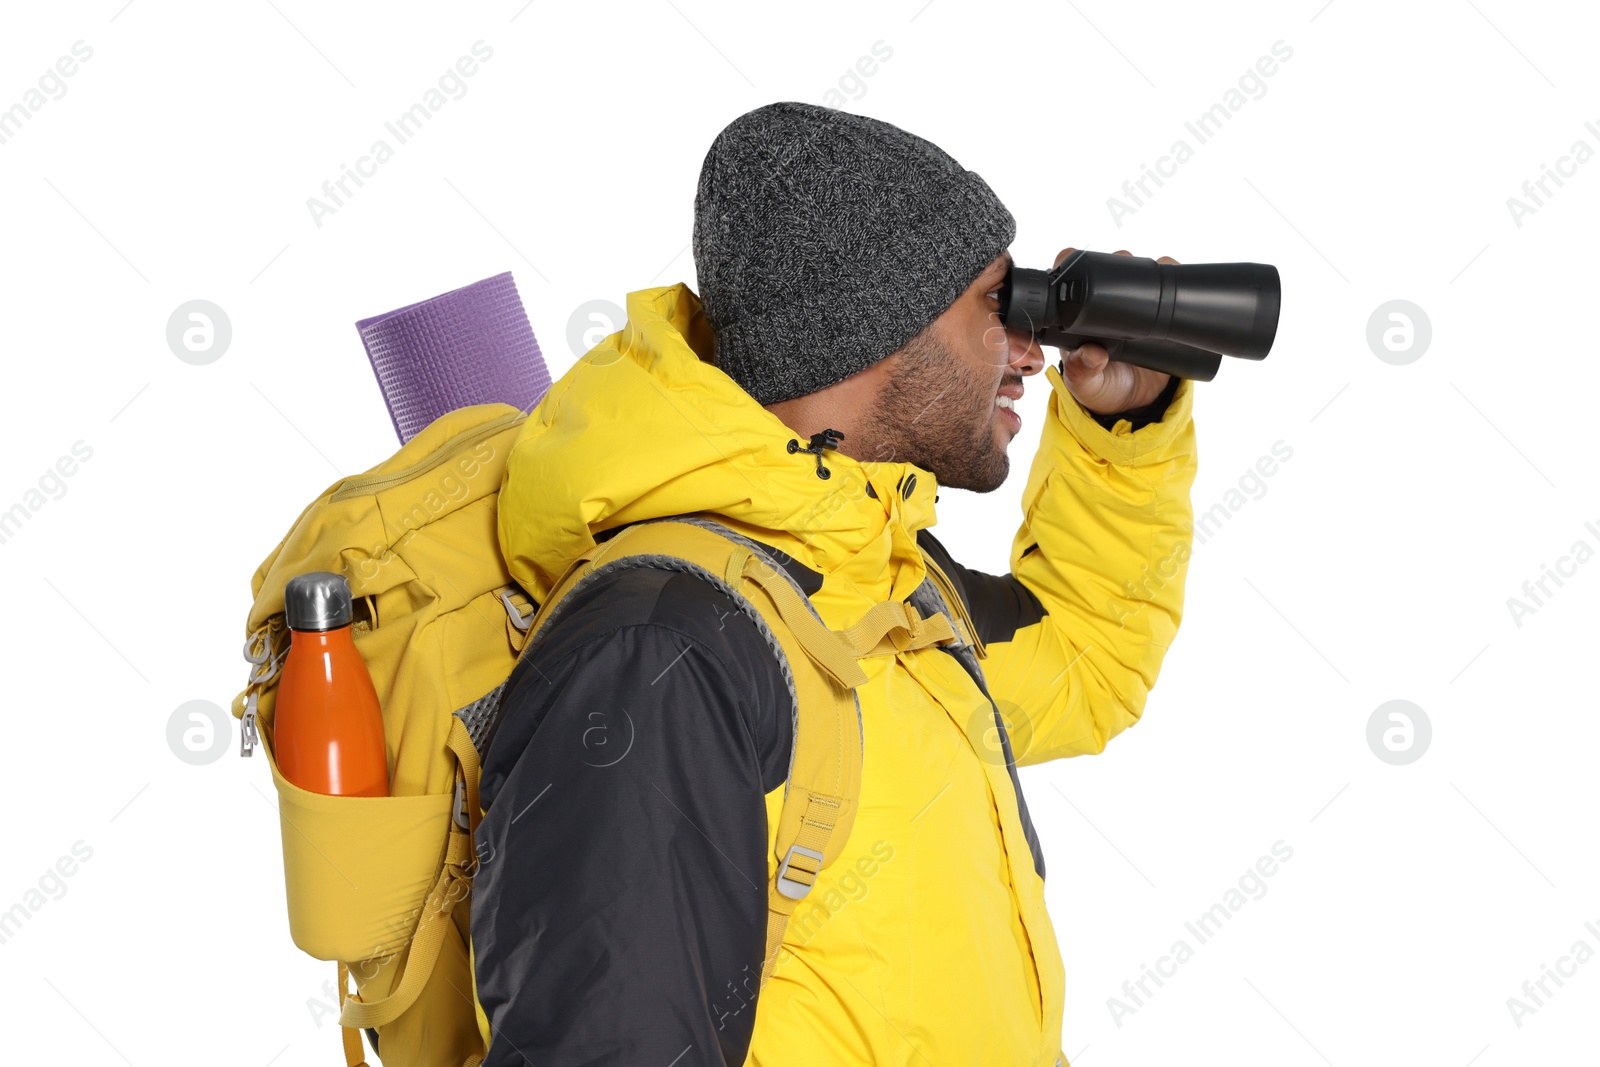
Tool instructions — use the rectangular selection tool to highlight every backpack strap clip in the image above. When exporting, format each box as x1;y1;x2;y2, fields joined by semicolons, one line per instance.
775;843;825;900
498;587;534;633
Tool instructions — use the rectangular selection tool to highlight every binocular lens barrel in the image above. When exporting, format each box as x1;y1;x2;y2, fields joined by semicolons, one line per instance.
999;251;1281;381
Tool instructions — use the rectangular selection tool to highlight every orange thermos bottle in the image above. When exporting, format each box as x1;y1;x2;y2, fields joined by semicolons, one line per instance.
274;571;390;797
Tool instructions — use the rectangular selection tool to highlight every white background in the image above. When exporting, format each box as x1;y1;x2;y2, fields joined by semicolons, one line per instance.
1;1;1595;1064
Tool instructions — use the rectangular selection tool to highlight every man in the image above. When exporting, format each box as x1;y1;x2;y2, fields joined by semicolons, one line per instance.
473;101;1197;1065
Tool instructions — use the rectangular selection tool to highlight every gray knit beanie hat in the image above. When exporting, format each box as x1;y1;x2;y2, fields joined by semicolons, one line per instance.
692;101;1016;407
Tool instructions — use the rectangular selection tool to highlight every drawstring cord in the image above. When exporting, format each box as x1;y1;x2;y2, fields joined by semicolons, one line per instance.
787;429;845;479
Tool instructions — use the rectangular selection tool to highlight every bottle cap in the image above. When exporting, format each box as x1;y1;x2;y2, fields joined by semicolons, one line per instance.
284;571;354;631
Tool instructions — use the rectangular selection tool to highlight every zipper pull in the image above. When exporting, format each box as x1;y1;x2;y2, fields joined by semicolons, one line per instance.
240;691;260;757
240;625;288;758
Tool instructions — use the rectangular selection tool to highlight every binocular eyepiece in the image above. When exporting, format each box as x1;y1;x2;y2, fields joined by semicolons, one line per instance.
996;250;1281;381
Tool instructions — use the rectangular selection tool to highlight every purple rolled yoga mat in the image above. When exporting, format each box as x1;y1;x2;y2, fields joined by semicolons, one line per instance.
355;271;551;444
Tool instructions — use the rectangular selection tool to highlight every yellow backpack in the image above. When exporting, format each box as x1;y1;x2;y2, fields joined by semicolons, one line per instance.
231;402;976;1065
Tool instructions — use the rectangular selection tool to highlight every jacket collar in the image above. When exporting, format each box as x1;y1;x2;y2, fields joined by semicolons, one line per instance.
498;283;939;615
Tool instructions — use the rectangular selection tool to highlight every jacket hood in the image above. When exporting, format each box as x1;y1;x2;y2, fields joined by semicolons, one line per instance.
497;283;942;614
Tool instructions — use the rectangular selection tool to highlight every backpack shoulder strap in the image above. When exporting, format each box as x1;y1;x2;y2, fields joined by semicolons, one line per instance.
514;514;869;984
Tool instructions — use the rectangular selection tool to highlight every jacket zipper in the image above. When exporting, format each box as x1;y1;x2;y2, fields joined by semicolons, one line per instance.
920;554;987;659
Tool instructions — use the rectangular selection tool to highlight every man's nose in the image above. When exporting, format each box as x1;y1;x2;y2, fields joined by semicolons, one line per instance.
1005;326;1045;376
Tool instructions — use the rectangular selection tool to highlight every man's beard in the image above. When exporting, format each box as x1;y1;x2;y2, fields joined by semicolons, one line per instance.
860;326;1010;494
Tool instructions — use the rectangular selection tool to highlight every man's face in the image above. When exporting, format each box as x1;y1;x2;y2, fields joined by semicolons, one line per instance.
859;250;1043;493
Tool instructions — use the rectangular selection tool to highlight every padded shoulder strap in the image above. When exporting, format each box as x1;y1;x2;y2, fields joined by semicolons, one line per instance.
516;516;868;984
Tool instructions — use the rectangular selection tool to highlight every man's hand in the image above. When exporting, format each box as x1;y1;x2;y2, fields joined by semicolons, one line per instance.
1054;247;1177;415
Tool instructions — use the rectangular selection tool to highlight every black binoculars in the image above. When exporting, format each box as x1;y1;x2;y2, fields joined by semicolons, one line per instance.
996;250;1281;381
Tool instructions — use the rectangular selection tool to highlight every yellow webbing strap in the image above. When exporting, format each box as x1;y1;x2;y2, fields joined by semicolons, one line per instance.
337;954;484;1067
762;910;791;984
338;828;472;1030
759;789;847;983
338;717;480;1032
721;544;752;587
835;598;956;659
336;962;370;1066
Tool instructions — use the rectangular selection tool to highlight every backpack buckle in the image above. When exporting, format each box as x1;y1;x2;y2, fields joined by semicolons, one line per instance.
452;780;470;831
239;692;260;757
776;844;824;900
499;589;533;632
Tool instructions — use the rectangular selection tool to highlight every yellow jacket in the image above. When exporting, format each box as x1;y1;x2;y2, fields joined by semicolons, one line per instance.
489;282;1197;1065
